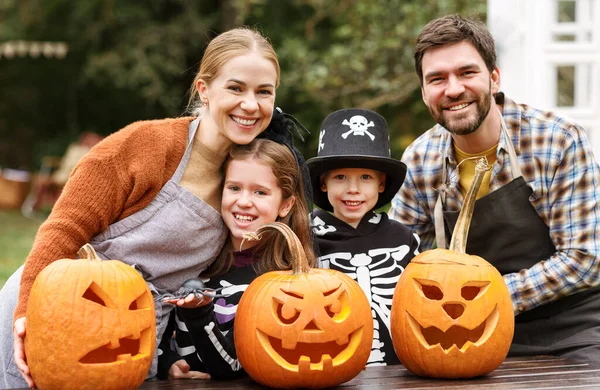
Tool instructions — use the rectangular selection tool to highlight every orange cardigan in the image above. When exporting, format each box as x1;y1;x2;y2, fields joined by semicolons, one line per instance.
15;117;194;320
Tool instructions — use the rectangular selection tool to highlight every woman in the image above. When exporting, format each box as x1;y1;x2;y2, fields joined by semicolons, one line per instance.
0;26;281;389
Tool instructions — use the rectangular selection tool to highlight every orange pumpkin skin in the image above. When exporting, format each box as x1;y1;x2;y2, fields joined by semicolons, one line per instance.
235;269;373;389
390;249;514;378
234;223;373;389
25;245;156;390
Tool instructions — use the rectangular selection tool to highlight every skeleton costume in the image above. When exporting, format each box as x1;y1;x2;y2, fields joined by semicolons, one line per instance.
307;108;420;366
158;250;257;380
312;209;419;365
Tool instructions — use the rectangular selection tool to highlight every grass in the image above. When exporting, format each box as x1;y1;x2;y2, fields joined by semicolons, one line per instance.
0;210;43;289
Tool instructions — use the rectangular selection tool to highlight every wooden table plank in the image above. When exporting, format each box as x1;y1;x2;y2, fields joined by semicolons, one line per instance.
135;356;600;389
14;356;600;389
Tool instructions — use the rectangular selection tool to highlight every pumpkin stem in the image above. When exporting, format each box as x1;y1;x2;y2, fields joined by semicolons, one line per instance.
448;157;492;253
242;222;310;274
77;243;101;261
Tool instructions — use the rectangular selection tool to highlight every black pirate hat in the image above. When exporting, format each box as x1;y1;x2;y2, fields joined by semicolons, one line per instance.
306;108;407;212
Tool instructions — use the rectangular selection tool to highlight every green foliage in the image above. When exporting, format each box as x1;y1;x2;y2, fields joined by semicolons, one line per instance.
1;0;221;169
246;0;487;158
0;0;486;169
0;210;42;289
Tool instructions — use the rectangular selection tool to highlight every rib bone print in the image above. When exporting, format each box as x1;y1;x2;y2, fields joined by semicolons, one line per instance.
319;245;409;365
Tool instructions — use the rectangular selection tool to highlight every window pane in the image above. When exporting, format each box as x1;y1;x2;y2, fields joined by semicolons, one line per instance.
557;0;576;23
552;33;576;41
556;65;575;107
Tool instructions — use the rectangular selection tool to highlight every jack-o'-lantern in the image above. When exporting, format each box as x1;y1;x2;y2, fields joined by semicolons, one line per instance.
234;222;373;389
26;244;156;390
391;158;514;378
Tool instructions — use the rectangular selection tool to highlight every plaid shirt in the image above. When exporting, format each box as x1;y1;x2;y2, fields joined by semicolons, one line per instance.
390;93;600;315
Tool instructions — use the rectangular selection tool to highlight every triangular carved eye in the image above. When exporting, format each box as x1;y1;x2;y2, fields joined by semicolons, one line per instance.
82;282;116;308
322;284;349;321
129;291;152;310
274;289;303;324
276;302;301;324
461;281;491;301
413;278;443;300
323;286;340;297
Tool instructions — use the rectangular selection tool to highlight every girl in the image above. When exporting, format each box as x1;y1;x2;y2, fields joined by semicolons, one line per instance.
159;138;316;380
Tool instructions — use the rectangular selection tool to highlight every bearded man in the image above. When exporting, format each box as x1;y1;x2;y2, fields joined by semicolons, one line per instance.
390;14;600;364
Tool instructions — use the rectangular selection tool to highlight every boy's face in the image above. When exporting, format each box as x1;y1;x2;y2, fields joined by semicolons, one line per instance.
321;168;385;228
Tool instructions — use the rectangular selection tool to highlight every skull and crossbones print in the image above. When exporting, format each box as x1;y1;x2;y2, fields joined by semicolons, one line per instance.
341;115;376;140
318;129;326;152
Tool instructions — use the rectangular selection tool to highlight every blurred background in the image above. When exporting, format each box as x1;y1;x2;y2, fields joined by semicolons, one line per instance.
1;0;488;172
1;0;598;287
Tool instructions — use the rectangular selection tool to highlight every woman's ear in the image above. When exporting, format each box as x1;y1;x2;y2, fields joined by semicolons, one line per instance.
196;79;209;104
278;196;296;218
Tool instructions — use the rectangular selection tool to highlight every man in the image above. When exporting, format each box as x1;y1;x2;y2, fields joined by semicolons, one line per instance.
389;14;600;363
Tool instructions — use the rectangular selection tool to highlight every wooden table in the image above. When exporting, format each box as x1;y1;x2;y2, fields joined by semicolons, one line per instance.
138;356;600;389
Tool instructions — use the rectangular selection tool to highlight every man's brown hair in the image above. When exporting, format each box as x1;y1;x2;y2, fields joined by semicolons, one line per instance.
414;14;496;84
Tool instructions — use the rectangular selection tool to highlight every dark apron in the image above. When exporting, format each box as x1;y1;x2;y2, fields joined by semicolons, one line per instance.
434;111;600;363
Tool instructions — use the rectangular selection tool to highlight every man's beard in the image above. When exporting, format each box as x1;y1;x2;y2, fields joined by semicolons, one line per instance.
430;82;492;136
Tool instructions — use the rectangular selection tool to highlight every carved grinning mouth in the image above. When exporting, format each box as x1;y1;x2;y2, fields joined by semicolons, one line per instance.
79;327;153;364
256;327;364;372
406;305;499;352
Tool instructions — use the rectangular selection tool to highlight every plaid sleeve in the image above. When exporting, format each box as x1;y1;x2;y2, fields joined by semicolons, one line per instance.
390;158;437;251
504;122;600;314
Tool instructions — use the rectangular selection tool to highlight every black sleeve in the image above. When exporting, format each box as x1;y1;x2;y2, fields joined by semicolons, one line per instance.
407;229;421;263
178;303;247;380
157;311;183;380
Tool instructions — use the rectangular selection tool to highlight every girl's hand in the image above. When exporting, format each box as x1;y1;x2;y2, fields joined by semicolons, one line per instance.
13;317;36;388
163;293;213;309
168;359;210;380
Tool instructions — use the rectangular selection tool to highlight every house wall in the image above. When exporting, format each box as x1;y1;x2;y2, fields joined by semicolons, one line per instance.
488;0;600;158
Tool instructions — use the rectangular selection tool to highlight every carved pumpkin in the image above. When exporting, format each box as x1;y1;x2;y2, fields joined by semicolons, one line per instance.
390;158;514;378
234;222;373;389
25;244;156;390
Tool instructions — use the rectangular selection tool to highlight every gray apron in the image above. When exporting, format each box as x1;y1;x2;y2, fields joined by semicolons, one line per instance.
434;112;600;363
89;117;228;377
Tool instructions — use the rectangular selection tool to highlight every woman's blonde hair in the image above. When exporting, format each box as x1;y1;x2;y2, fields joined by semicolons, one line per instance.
187;27;280;115
204;138;316;277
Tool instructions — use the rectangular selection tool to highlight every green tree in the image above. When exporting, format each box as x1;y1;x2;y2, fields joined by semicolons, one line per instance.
0;0;486;169
0;0;221;169
247;0;487;158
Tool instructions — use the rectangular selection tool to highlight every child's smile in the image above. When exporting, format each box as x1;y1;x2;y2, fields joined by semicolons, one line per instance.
321;168;386;228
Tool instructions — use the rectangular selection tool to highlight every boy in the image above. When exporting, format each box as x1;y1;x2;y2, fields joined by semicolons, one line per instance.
307;108;420;366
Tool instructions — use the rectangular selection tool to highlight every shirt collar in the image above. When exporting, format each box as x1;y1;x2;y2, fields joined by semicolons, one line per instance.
496;92;522;157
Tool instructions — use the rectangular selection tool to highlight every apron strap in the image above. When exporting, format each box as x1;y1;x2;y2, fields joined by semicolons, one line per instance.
171;117;201;184
434;106;521;249
434;156;449;249
434;194;447;249
497;106;523;179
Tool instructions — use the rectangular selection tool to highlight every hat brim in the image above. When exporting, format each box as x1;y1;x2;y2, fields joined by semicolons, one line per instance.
307;155;407;212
